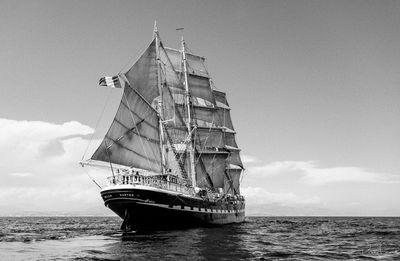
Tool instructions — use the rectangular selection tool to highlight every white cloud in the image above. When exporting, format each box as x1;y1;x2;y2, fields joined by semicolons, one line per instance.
0;184;109;215
9;172;33;177
241;186;320;205
247;161;312;177
0;119;93;143
0;118;95;175
242;161;400;215
241;155;258;164
0;118;109;215
300;164;400;185
0;185;100;205
247;161;400;185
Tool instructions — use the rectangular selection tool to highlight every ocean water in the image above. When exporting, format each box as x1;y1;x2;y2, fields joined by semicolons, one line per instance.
0;217;399;260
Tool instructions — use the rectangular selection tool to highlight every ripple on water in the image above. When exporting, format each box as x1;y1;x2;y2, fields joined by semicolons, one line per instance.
0;216;400;260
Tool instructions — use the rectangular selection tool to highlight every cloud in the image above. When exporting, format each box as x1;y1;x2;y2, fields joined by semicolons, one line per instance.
38;139;65;158
0;119;93;143
241;161;400;215
241;186;320;205
240;186;329;216
0;184;109;215
300;164;400;185
9;172;33;177
0;118;109;215
241;154;258;164
0;185;101;205
0;119;94;173
247;161;400;185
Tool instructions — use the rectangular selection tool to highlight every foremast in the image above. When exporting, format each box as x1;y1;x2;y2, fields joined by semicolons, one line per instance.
181;35;197;188
154;22;166;175
153;23;192;184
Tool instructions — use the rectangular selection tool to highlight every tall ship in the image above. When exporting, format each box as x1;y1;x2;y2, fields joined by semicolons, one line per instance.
81;24;245;231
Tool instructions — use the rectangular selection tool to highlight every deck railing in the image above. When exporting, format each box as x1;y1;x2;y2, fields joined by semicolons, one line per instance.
107;172;194;195
106;171;245;202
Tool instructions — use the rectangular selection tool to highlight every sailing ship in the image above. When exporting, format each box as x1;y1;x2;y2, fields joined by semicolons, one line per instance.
81;24;245;231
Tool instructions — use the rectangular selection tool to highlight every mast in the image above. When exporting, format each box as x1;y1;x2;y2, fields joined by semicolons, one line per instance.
181;35;196;187
154;21;166;174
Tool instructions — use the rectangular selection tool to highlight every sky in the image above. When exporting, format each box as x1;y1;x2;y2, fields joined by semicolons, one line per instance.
0;0;399;216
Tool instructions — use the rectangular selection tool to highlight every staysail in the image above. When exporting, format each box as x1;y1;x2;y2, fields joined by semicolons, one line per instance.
124;39;159;103
91;82;162;172
91;40;162;173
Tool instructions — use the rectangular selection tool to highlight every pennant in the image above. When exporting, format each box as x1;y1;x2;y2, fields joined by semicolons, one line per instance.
99;75;122;88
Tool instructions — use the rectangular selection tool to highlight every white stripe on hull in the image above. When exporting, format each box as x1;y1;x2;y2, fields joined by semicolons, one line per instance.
135;201;245;214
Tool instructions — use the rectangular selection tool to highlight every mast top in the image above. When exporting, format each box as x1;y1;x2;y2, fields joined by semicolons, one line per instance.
153;20;158;39
176;27;185;44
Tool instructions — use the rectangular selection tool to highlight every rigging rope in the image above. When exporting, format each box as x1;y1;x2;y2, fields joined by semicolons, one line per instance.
81;88;113;161
164;126;187;179
84;170;102;189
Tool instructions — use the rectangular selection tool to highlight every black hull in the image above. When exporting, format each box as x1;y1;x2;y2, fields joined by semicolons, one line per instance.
101;186;245;231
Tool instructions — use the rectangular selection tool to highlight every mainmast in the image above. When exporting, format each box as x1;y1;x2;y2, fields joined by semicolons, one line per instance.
181;35;196;187
154;21;166;175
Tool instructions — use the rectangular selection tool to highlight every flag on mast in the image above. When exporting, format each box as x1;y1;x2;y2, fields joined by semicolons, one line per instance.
99;75;122;88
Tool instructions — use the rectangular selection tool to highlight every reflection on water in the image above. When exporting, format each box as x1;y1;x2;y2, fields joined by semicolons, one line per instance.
109;229;204;260
1;217;400;260
196;223;254;260
104;224;254;261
